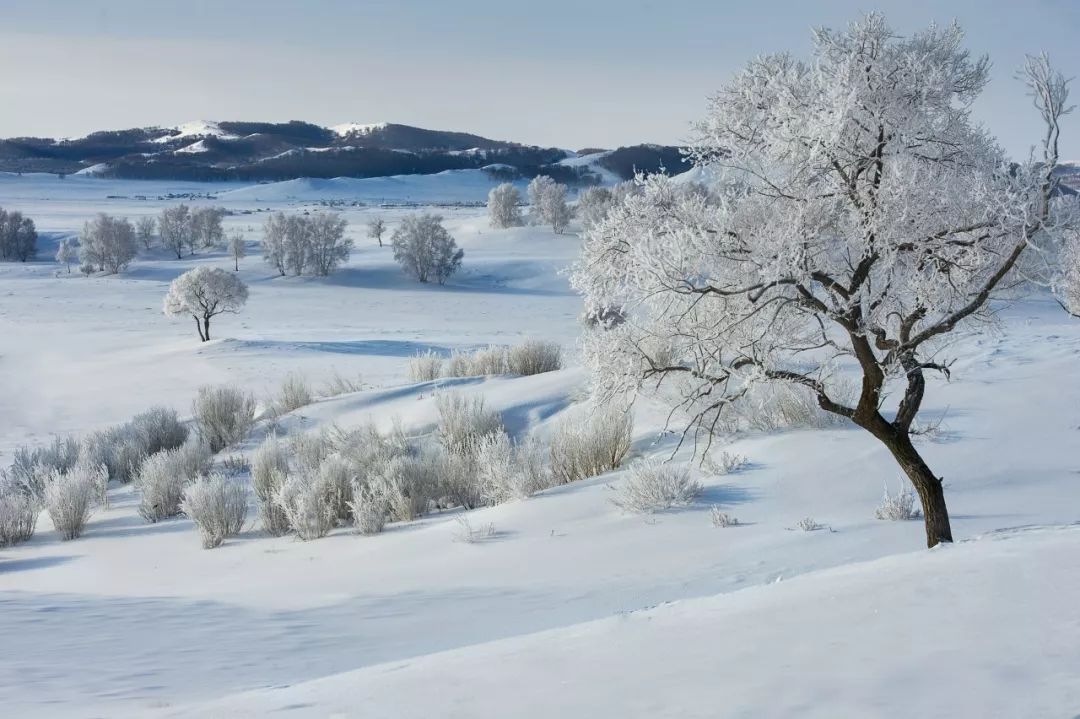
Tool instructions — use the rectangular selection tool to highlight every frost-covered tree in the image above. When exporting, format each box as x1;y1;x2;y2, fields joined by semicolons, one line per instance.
577;186;613;230
391;213;464;284
306;212;352;276
261;212;288;275
55;237;77;273
488;183;524;228
79;213;137;274
367;217;387;247
0;208;38;262
190;207;226;251
159;204;191;259
228;232;246;271
283;215;310;276
136;216;157;250
572;16;1072;548
163;266;249;342
527;175;571;233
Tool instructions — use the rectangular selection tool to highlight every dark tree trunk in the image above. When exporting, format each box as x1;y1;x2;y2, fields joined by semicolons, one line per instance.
203;317;211;342
879;430;953;548
193;316;206;342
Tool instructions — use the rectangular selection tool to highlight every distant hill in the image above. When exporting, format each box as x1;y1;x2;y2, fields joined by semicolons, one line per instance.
0;121;684;184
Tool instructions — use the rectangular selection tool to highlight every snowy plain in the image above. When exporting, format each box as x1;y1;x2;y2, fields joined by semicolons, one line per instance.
1;170;1079;717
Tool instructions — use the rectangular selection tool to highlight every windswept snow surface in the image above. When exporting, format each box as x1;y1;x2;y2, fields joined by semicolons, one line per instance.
0;174;1079;717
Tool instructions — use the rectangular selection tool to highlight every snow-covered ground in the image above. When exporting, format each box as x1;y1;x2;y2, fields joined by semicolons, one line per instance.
1;173;1079;717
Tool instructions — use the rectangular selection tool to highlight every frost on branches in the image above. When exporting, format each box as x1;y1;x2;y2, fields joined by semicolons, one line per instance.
572;15;1074;548
163;267;249;342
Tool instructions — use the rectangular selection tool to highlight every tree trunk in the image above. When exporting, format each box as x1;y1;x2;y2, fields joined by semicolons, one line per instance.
193;316;206;342
880;431;953;548
203;317;211;342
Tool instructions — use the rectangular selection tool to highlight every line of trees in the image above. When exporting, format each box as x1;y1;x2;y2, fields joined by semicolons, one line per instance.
0;207;37;262
260;211;352;276
158;205;226;259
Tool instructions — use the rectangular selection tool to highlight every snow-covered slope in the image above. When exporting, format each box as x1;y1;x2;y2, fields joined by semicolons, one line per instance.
150;120;239;144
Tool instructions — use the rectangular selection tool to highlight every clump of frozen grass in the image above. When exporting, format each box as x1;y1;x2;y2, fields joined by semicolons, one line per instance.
135;440;212;522
703;451;748;475
793;517;826;532
436;392;504;456
369;454;438;522
452;514;497;543
78;427;146;485
435;448;484;510
43;463;105;540
550;403;633;484
130;406;189;456
611;459;702;514
273;471;337;541
709;506;739;527
506;340;562;376
476;433;553;504
317;454;354;523
321;370;364;397
347;483;387;535
444;346;509;377
192;385;256;453
407;350;443;382
277;372;313;413
7;436;81;498
251;434;291;536
181;473;248;549
0;481;39;547
874;479;922;521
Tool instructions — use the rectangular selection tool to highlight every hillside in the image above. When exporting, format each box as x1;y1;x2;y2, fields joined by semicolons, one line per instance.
0;121;683;184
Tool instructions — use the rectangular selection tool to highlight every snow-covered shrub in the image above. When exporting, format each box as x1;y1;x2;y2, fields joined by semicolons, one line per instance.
79;426;147;485
0;482;38;547
135;441;211;522
164;267;249;342
278;372;313;413
43;463;104;540
407;351;443;382
875;480;922;521
794;517;826;532
192;385;256;452
611;459;701;514
488;183;524;228
434;447;484;510
347;483;387;535
251;434;290;535
274;471;336;541
471;346;509;376
437;393;504;456
317;454;354;522
550;404;633;484
7;436;80;499
219;454;248;477
370;454;438;522
130;406;189;457
321;371;364;397
703;451;748;476
577;186;613;230
709;506;739;528
452;514;497;543
476;433;552;504
181;473;248;549
391;213;464;284
507;340;562;376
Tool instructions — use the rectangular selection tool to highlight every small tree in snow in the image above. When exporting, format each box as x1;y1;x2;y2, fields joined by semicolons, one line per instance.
283;215;310;276
190;206;226;251
228;232;246;271
488;183;523;228
578;186;613;230
163;267;249;342
0;208;38;261
367;217;387;247
136;216;156;250
527;175;571;233
306;212;352;276
79;213;137;274
159;204;191;259
572;15;1073;548
391;213;464;284
262;211;288;275
55;237;77;273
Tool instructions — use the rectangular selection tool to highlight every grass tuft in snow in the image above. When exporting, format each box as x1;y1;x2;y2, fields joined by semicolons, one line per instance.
874;479;922;521
182;473;248;549
709;506;740;528
407;351;443;382
193;386;256;453
43;463;105;540
550;403;633;484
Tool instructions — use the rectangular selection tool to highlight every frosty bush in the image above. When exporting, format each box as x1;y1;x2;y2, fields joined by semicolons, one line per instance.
274;471;336;541
182;473;248;549
135;440;211;522
578;186;613;230
703;451;748;476
79;426;147;485
407;351;443;382
193;386;256;452
348;483;387;535
318;454;354;523
391;213;464;284
7;436;80;499
794;517;826;532
436;393;504;457
278;372;313;413
709;506;739;528
43;463;104;540
369;454;438;522
321;370;364;397
0;483;38;547
251;434;291;535
507;340;562;376
130;406;189;457
611;459;701;514
550;404;633;484
488;183;524;228
875;480;922;521
476;433;552;504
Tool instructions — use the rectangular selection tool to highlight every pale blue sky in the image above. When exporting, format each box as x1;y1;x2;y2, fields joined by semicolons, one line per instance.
2;1;1078;157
